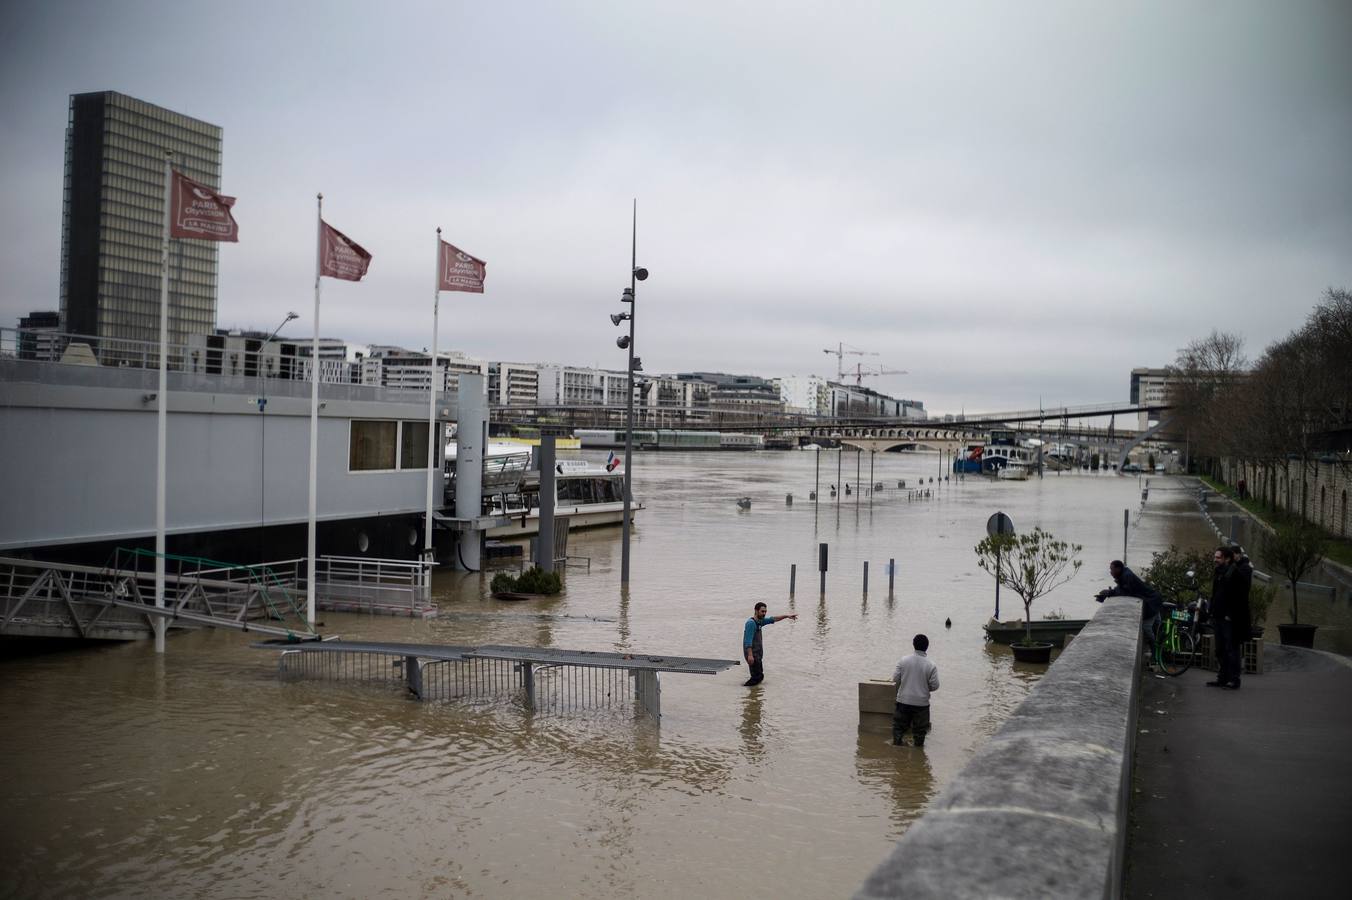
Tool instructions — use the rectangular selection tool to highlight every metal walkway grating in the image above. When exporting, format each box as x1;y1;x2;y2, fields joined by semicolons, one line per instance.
254;638;738;721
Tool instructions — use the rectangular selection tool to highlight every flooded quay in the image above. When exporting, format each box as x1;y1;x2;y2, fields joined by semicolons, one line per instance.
1;452;1217;899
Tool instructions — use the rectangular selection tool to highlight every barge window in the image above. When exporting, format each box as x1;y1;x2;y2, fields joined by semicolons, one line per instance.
350;420;397;471
400;422;430;469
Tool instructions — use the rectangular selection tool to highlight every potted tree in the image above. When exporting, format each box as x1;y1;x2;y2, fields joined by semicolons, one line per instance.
975;527;1083;663
1247;582;1275;639
1264;522;1325;648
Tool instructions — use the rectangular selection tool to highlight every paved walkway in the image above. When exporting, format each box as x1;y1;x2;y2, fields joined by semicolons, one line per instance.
1126;644;1352;899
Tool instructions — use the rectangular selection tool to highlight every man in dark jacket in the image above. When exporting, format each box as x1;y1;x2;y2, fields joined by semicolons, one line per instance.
1096;560;1165;662
1211;546;1252;689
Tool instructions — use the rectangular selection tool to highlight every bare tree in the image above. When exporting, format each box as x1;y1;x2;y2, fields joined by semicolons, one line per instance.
1264;523;1326;625
1166;330;1248;477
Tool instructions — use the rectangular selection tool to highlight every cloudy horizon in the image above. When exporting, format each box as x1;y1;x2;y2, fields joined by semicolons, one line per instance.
2;1;1349;415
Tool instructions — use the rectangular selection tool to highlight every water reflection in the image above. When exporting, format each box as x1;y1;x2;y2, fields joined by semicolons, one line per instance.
854;719;936;836
617;584;631;649
739;688;765;760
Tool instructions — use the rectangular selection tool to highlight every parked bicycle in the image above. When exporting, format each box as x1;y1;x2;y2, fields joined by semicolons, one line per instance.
1152;570;1208;676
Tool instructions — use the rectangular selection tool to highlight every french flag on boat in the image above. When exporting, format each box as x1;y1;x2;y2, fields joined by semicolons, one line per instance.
606;452;621;472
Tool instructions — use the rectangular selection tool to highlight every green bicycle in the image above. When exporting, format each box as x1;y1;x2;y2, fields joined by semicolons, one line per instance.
1152;598;1201;676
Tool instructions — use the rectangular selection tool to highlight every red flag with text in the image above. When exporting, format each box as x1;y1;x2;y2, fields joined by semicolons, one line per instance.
169;170;238;242
438;240;486;293
320;220;373;281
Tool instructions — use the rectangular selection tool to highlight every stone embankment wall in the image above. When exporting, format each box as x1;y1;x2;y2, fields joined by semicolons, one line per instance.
854;600;1142;900
1219;457;1351;539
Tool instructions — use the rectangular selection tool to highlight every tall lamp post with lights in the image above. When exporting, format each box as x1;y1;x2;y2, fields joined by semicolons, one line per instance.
611;207;648;585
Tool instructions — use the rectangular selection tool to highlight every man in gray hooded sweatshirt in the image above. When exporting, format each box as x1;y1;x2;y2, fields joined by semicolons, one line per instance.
892;633;940;747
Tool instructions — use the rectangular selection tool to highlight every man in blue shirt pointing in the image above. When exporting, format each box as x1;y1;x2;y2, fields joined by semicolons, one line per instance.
743;602;797;686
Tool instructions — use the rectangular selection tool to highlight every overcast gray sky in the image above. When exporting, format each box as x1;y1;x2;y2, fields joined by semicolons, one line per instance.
2;1;1349;414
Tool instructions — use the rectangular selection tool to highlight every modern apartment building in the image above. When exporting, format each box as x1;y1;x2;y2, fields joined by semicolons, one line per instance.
1130;367;1173;429
776;374;830;415
487;362;542;406
359;346;487;396
642;376;712;425
825;382;927;419
537;365;631;407
185;330;352;383
60;91;224;347
676;372;783;414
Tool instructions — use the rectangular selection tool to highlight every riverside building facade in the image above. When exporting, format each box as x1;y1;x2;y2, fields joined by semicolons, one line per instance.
59;91;224;347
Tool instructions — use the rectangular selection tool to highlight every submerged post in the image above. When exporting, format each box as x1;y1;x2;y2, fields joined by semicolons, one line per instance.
522;662;536;711
856;447;862;509
1122;507;1129;566
405;655;424;699
536;434;556;572
814;445;820;505
819;542;829;594
889;558;895;596
863;560;869;595
790;563;797;598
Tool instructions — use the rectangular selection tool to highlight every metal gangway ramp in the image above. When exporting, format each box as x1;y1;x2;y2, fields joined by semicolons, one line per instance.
0;551;317;642
253;639;738;721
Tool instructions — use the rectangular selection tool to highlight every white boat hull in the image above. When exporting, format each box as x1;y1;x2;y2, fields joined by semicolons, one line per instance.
487;501;643;538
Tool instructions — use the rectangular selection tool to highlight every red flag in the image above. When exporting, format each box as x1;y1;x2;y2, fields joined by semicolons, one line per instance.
438;239;486;293
319;220;372;281
169;170;238;242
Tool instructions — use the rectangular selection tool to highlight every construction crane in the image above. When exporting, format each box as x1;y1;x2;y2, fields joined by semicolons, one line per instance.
823;343;878;381
851;364;908;386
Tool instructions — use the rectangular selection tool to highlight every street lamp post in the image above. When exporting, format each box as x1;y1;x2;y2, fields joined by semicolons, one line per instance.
612;201;648;585
258;311;299;558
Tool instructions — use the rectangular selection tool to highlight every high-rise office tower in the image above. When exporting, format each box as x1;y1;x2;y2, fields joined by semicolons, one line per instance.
59;91;223;346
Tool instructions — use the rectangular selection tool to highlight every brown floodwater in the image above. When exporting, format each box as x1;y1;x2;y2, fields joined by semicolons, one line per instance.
1;453;1219;899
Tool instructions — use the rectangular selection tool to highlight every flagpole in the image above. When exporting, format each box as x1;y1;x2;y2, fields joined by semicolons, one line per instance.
154;151;172;653
424;230;442;554
308;193;322;626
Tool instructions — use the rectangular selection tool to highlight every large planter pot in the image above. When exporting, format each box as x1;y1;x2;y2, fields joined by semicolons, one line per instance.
1277;623;1317;648
1010;642;1054;664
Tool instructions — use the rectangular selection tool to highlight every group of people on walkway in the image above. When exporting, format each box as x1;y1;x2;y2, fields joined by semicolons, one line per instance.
741;603;939;748
1093;545;1252;688
1209;545;1253;689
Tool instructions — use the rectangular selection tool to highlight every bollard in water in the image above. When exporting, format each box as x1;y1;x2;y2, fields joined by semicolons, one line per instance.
889;558;895;595
863;560;869;595
786;493;793;506
790;563;797;597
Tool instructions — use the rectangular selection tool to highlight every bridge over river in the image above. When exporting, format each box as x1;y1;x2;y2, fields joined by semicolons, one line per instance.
492;400;1177;463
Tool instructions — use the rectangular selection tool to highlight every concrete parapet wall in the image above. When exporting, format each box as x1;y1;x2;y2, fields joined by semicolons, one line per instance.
855;599;1143;900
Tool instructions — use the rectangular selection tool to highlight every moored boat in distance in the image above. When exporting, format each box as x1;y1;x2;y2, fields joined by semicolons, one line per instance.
486;459;640;538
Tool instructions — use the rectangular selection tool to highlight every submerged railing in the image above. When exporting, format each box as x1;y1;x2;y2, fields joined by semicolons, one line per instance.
257;639;735;722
